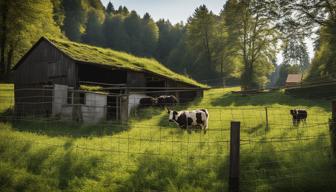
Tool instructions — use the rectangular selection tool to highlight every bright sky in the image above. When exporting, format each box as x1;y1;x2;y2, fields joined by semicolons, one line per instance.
101;0;224;24
100;0;315;64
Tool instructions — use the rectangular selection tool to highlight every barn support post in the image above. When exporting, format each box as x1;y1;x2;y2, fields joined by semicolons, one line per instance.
229;121;240;192
265;107;269;132
330;101;336;158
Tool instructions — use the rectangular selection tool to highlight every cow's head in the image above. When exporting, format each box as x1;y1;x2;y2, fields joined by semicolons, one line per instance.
167;109;178;122
290;109;296;116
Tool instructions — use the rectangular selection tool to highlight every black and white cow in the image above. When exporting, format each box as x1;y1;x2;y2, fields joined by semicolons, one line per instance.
139;97;157;107
168;109;209;134
290;109;308;126
157;95;178;107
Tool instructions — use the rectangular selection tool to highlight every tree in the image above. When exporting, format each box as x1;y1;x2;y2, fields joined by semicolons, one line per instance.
0;0;61;75
307;24;336;81
279;0;336;28
51;0;64;27
124;11;143;55
155;20;184;64
141;13;159;56
103;14;130;52
82;11;104;46
214;0;243;83
0;0;8;74
106;2;115;15
282;37;310;72
234;0;279;89
186;5;216;79
62;0;84;42
277;1;336;81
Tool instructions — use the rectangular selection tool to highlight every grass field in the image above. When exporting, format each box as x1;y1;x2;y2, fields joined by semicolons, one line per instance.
0;84;335;192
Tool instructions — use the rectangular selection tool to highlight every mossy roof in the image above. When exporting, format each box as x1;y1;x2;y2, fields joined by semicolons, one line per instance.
45;37;207;88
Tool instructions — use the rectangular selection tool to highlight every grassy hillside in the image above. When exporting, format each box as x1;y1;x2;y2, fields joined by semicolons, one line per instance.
0;84;335;191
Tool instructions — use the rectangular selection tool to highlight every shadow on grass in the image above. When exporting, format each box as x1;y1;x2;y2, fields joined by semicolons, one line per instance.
243;123;269;136
118;151;229;192
6;119;128;138
211;90;330;111
240;135;336;192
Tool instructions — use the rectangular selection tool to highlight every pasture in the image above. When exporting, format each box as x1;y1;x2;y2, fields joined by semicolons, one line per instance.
0;84;335;192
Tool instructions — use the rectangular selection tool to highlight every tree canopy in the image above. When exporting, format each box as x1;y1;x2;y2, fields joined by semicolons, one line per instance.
1;0;335;89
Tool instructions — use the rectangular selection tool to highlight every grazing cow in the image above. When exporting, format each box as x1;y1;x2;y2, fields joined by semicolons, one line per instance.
139;97;157;107
157;95;178;107
168;109;209;134
290;109;307;126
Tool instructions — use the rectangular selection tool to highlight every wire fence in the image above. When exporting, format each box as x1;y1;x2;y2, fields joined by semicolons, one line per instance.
0;87;335;191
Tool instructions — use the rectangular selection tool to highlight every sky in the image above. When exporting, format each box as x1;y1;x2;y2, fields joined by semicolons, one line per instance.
101;0;224;24
100;0;315;64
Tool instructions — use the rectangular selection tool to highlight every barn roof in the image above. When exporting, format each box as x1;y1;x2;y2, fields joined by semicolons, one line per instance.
14;37;207;88
286;74;302;83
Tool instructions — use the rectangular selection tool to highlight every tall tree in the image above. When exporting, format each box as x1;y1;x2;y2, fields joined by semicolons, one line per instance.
0;0;61;75
106;2;115;15
51;0;64;27
186;5;216;79
62;0;84;42
214;0;243;83
141;13;159;56
82;11;104;46
282;37;310;72
124;11;142;55
155;20;184;64
103;14;129;52
235;0;279;89
0;0;8;74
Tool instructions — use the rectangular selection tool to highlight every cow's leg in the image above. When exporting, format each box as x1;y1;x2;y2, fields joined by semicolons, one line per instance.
303;118;307;125
293;118;298;127
203;120;208;134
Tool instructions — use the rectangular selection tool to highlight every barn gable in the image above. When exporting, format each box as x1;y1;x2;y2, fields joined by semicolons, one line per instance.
14;38;76;88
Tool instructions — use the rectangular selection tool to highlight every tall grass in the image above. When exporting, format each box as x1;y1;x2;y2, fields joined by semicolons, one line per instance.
0;84;335;191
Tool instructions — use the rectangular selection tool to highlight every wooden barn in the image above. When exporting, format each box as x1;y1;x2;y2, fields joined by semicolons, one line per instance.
12;37;206;122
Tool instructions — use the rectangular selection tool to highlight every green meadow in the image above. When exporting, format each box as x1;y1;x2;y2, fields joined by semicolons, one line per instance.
0;84;335;192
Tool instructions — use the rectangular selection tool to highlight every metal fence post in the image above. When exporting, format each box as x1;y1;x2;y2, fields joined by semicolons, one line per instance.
330;101;336;158
265;107;269;132
229;121;240;192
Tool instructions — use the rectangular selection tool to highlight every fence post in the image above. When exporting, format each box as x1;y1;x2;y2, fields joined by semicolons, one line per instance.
265;107;269;132
229;121;240;192
330;101;336;157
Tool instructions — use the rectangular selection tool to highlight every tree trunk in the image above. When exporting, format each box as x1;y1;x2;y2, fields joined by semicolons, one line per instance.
0;1;8;75
6;46;14;73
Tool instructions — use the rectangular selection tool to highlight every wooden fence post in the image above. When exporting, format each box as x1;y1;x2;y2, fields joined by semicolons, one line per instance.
265;107;269;132
229;121;240;192
330;101;336;157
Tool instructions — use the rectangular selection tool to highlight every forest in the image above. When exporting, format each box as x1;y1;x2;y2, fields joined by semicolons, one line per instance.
0;0;335;89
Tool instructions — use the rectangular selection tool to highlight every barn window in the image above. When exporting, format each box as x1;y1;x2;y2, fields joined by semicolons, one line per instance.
79;92;85;105
67;89;73;104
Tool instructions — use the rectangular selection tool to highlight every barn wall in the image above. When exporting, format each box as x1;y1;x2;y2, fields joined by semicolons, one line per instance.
14;40;76;87
81;92;107;123
127;72;146;87
128;93;148;116
14;40;77;116
52;84;68;116
14;84;53;116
